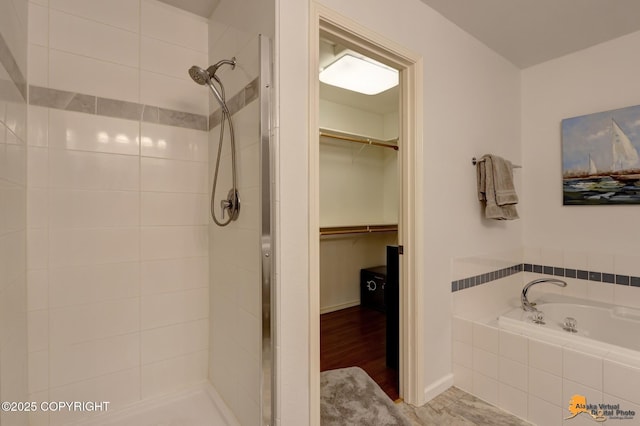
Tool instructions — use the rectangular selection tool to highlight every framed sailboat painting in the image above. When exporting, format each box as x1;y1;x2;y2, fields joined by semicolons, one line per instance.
562;104;640;205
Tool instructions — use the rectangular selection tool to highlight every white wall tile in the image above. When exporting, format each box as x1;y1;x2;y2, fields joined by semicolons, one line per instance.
50;10;139;67
49;190;139;229
140;70;209;115
141;350;208;399
472;371;498;406
48;367;140;426
49;228;139;266
141;287;208;329
27;228;48;269
140;256;208;295
523;247;541;265
499;330;528;364
141;226;207;260
235;308;259;356
473;323;499;354
141;36;207;81
28;3;48;47
28;310;48;352
528;395;562;426
141;157;208;193
141;319;208;364
541;247;563;267
28;350;48;393
529;338;563;376
141;192;208;226
453;363;472;392
27;105;48;147
498;383;528;421
49;0;139;32
499;357;527;392
587;252;614;274
49;109;140;156
563;250;588;271
141;0;207;53
473;348;498;379
49;333;139;387
614;254;640;276
453;340;472;369
27;269;48;311
49;149;139;191
28;44;49;87
141;122;208;162
529;366;562;406
50;298;139;344
50;50;139;103
603;359;640;405
27;146;48;188
452;316;473;344
49;262;139;308
563;347;602;391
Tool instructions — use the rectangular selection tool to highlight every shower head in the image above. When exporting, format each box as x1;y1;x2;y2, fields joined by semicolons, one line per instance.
188;66;211;85
189;58;236;85
188;58;237;110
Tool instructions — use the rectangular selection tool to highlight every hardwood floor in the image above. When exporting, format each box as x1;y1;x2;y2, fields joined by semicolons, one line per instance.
320;305;399;400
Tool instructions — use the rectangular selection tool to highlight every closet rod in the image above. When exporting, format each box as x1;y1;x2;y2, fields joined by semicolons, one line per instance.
319;128;399;151
320;224;398;236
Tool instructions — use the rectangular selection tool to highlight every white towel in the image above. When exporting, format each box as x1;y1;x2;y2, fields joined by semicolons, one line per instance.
477;154;519;220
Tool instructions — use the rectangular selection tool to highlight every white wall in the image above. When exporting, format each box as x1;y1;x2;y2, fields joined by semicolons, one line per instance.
278;0;521;416
25;2;211;424
0;0;28;424
522;30;640;261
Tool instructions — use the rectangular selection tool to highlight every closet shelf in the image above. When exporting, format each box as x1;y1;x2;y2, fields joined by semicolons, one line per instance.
320;224;398;236
319;128;399;151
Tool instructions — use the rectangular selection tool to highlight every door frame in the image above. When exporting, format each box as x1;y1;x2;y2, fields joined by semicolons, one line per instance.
308;3;425;423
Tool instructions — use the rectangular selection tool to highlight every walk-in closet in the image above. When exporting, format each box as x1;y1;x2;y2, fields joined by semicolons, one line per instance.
318;36;401;400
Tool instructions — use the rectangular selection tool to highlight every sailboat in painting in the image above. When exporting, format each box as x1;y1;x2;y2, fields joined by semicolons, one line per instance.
562;104;640;205
610;119;640;180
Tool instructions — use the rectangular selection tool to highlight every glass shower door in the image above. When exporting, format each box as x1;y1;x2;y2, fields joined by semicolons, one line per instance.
207;34;274;426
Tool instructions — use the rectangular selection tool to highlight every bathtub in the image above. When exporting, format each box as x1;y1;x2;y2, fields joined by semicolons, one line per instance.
68;383;239;426
498;294;640;354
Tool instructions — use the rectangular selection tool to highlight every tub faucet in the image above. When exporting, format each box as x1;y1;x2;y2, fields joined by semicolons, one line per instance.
521;278;567;311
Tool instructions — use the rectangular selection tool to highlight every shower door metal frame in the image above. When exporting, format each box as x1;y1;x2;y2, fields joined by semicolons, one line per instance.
259;34;276;426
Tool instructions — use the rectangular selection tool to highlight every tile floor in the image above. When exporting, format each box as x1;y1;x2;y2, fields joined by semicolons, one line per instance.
399;387;531;425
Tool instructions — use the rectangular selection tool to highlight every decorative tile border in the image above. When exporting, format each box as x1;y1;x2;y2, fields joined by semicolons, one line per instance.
208;77;260;130
29;85;208;131
452;262;640;292
0;31;27;101
451;264;522;292
522;263;640;287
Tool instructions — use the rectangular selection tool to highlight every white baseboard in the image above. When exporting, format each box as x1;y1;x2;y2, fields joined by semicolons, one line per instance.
423;374;454;403
320;300;360;314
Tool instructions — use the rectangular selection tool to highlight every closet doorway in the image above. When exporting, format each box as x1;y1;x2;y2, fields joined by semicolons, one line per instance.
310;7;424;413
317;35;401;399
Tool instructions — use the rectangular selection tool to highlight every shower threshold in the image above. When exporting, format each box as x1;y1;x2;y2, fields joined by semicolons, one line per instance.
68;382;239;426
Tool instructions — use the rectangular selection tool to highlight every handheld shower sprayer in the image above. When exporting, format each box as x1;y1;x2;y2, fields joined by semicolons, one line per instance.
188;57;236;111
188;58;239;227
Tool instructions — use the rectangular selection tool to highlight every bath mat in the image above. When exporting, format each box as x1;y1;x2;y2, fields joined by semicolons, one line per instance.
320;367;411;426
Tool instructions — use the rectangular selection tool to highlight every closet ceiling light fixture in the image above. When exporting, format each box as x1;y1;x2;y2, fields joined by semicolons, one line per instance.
319;54;398;95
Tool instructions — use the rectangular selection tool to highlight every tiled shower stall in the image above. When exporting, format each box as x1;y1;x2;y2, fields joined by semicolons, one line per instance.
0;0;272;424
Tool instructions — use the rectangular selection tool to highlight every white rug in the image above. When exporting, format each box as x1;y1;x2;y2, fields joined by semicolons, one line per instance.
320;367;411;426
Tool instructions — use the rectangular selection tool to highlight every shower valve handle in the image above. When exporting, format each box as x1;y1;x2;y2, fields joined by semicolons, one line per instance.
220;198;232;219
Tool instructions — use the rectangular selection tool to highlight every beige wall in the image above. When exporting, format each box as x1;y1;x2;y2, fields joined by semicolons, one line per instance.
277;0;521;419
